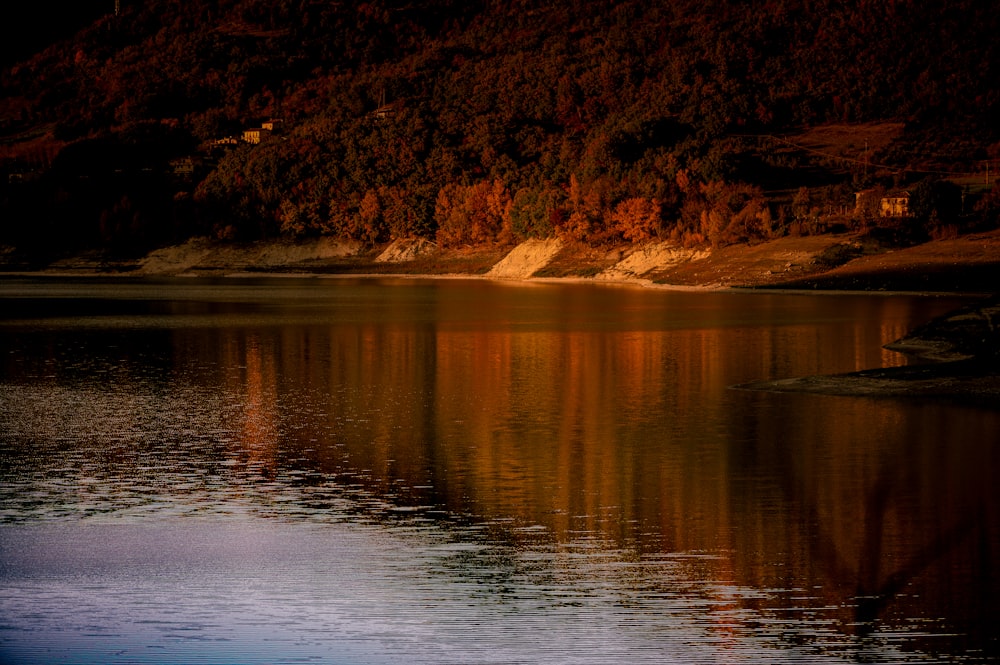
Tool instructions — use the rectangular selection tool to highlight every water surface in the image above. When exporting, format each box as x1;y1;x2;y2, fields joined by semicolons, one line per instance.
1;277;997;663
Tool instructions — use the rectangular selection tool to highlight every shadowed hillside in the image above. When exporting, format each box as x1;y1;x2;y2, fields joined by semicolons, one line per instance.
1;0;998;263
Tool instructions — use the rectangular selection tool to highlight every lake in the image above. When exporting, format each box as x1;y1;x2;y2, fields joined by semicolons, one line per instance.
1;277;997;664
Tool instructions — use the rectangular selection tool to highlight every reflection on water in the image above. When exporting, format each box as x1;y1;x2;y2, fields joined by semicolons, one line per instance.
0;278;997;664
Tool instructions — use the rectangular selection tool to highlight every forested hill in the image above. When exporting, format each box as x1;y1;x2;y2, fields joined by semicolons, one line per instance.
2;0;999;258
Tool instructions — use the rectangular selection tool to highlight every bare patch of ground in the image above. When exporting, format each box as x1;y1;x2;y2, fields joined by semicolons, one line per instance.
791;122;906;158
648;235;852;287
767;229;1000;292
595;243;710;282
375;238;438;263
487;238;563;279
531;242;625;278
135;238;215;274
136;237;362;275
381;245;509;275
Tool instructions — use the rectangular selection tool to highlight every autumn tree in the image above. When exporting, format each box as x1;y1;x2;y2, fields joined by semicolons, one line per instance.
435;180;513;247
852;186;885;230
558;174;612;243
357;189;385;243
380;185;434;240
678;180;770;247
610;197;662;242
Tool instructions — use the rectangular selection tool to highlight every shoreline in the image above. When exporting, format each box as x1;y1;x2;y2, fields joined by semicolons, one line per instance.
3;239;998;403
0;268;988;300
2;230;997;296
3;228;999;296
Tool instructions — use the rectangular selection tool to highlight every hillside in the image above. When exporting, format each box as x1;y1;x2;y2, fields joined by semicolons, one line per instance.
1;0;998;265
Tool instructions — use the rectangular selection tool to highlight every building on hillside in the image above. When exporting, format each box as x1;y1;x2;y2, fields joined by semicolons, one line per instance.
374;103;395;121
879;190;910;217
241;120;283;144
854;188;911;218
242;127;270;145
372;89;397;121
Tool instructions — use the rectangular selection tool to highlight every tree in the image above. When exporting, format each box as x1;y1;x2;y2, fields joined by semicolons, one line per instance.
973;185;1000;231
558;174;612;243
686;180;769;247
508;185;562;240
357;189;385;243
852;186;885;229
909;178;963;229
435;180;513;247
791;187;811;221
380;185;433;239
610;197;662;242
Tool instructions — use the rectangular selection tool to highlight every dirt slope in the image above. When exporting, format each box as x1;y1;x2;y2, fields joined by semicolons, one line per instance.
5;229;1000;294
487;238;564;279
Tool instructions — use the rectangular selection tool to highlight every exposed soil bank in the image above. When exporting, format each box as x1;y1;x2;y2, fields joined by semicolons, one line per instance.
4;228;999;295
751;231;1000;294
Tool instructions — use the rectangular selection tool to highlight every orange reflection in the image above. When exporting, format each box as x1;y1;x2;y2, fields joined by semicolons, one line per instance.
167;289;997;640
219;332;279;476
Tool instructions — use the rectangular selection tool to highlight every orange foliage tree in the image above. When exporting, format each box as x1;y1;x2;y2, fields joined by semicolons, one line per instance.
357;189;384;243
435;180;513;247
610;197;663;242
677;180;771;247
558;174;612;243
